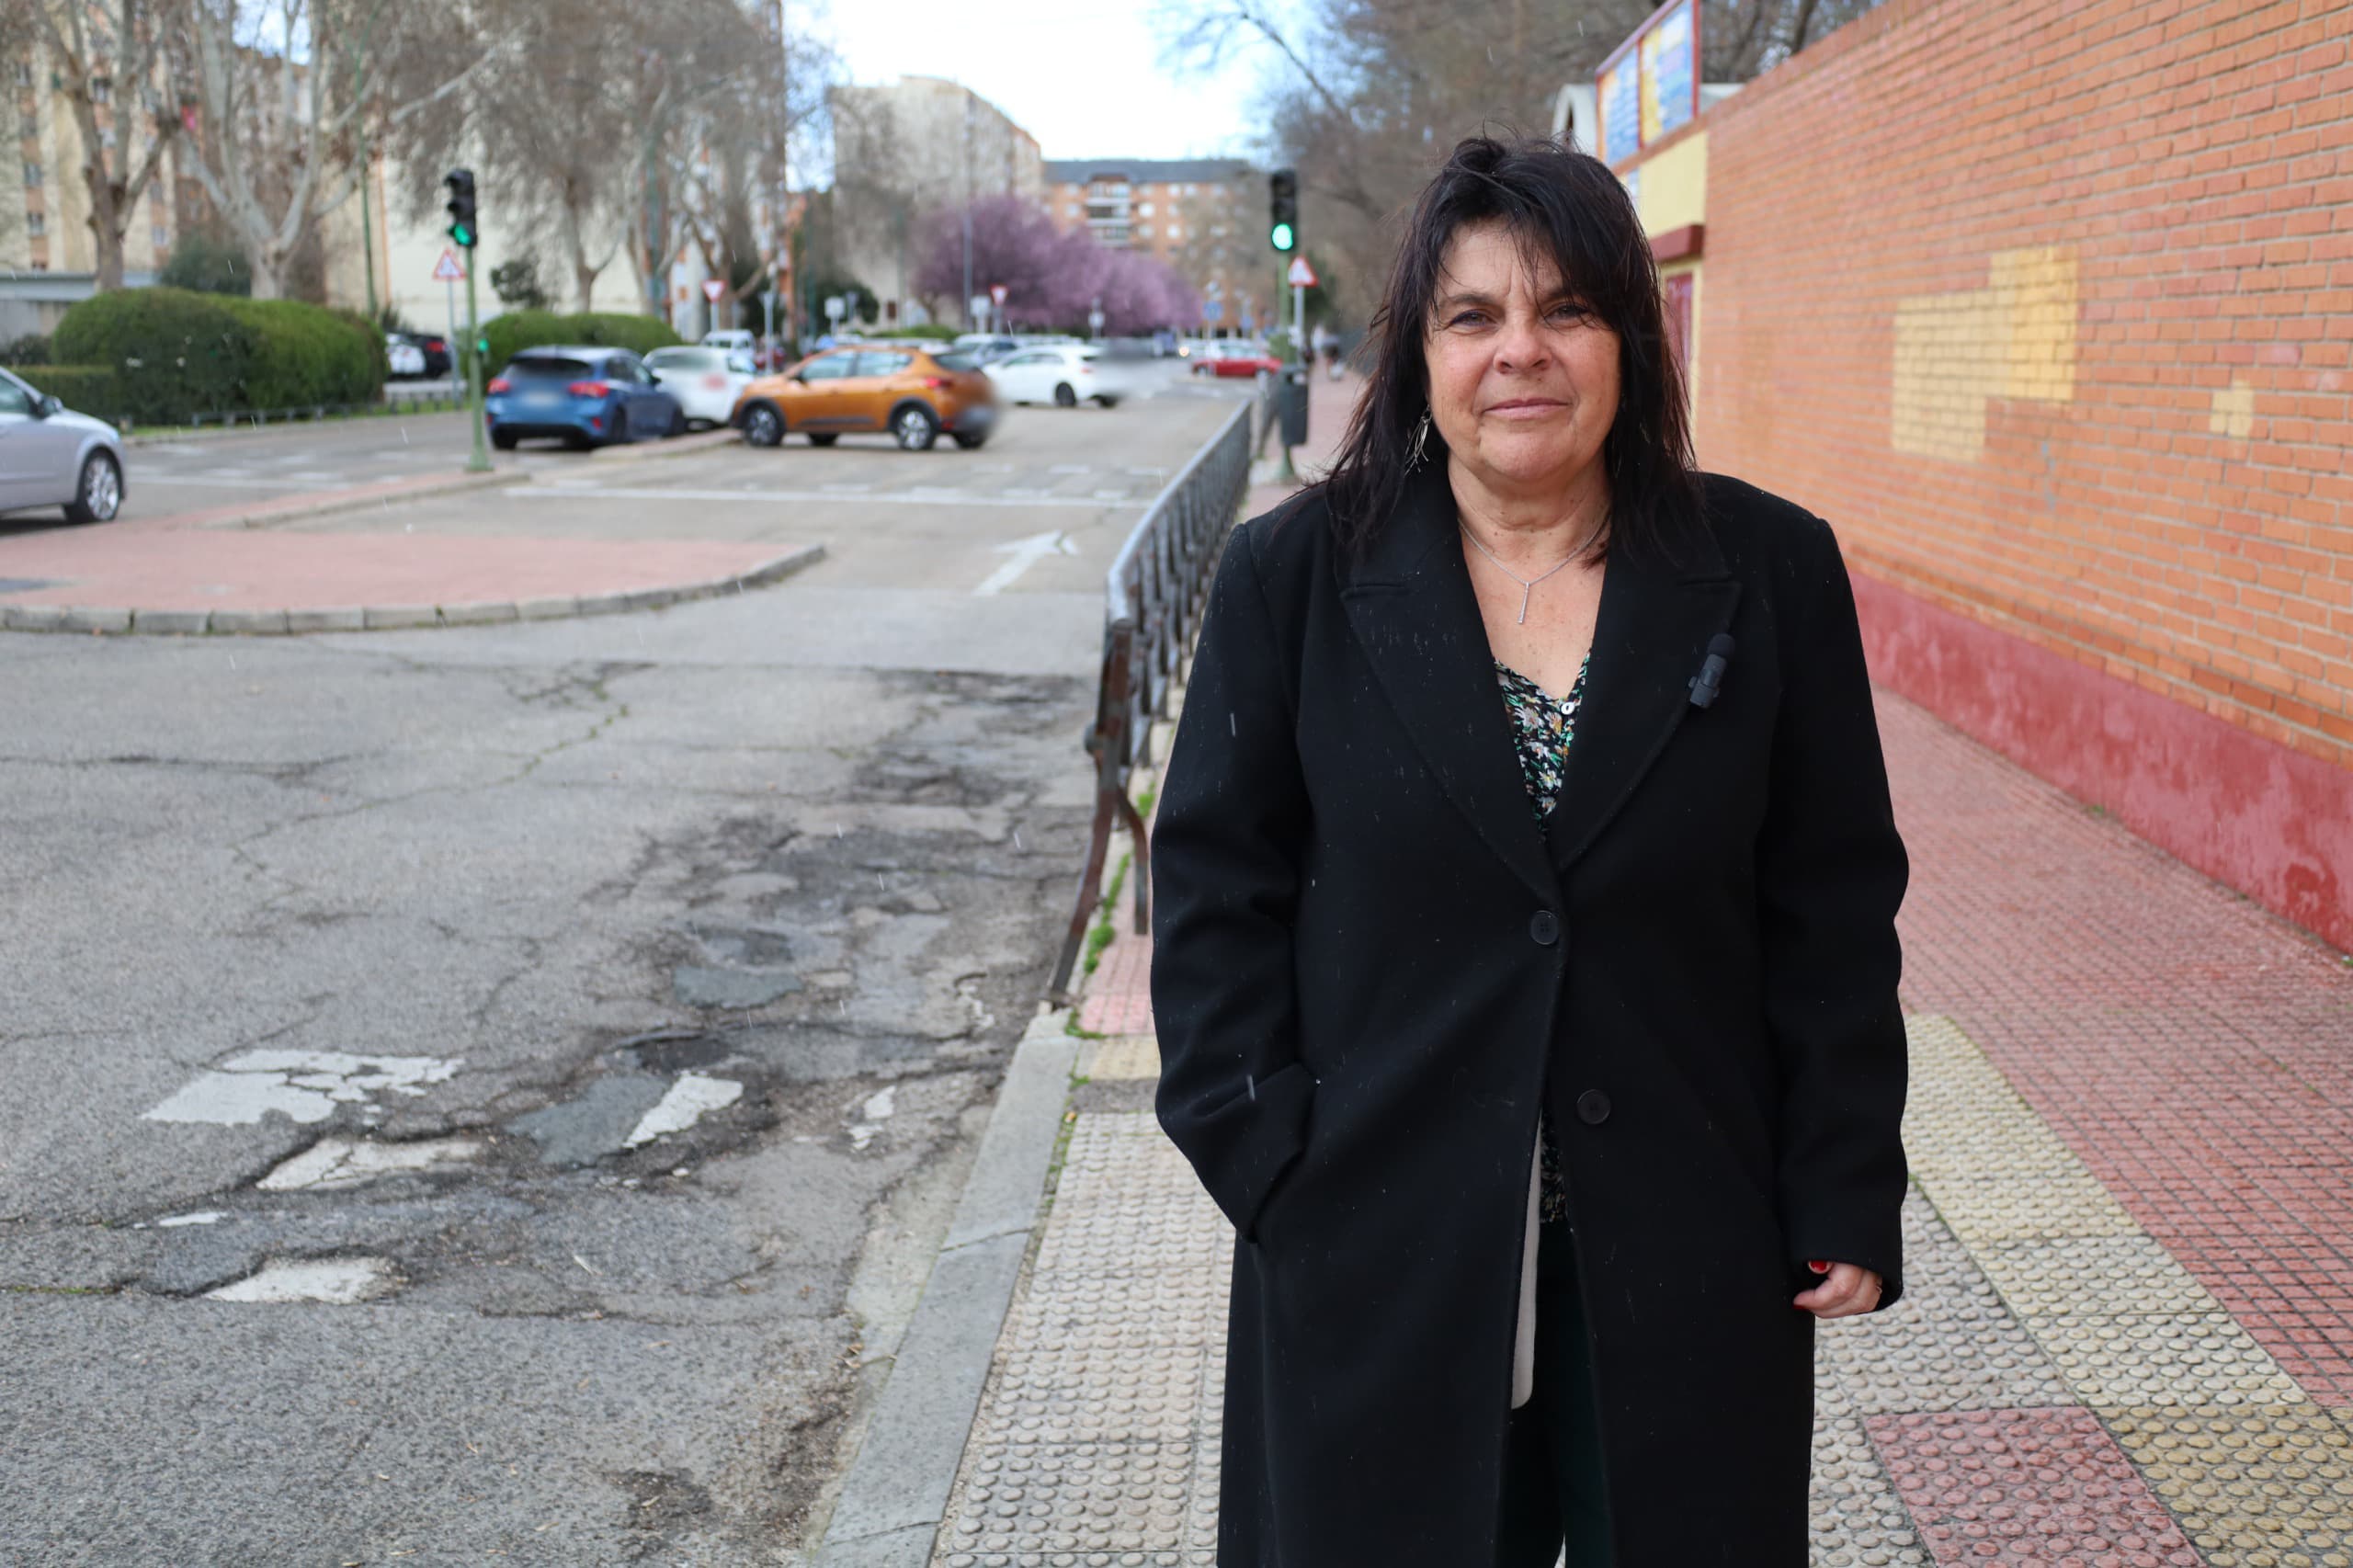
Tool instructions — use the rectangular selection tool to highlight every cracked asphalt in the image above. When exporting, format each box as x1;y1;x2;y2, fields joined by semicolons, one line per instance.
0;380;1244;1564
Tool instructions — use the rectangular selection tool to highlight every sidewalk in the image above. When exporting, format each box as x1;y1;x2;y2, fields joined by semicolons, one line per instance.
928;412;2353;1562
0;430;806;633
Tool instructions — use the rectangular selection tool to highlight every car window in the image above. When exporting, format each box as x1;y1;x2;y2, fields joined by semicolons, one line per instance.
0;379;31;415
726;354;755;374
855;351;915;378
506;355;595;380
933;352;978;371
608;355;646;383
800;353;855;381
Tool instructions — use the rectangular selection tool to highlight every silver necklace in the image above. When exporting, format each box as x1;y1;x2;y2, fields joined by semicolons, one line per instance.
1460;518;1604;624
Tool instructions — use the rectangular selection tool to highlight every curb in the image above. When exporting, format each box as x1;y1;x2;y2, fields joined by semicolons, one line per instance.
124;405;473;448
813;1008;1079;1568
188;467;529;531
0;542;826;636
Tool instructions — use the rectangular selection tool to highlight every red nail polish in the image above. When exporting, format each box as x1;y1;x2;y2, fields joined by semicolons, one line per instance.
1807;1260;1830;1273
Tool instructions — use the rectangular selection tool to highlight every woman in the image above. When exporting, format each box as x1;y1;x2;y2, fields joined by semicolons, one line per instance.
1149;136;1909;1567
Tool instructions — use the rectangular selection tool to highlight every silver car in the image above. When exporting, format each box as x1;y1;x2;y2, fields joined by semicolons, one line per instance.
0;367;125;523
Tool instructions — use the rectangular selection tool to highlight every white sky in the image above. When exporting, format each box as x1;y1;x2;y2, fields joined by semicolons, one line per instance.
818;0;1272;164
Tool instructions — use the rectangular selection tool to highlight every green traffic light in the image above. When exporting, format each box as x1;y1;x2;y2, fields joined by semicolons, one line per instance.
451;223;474;248
1271;222;1295;253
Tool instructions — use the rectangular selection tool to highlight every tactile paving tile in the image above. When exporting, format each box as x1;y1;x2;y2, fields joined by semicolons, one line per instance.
1816;1191;2075;1420
2025;1313;2310;1412
1812;1418;1932;1566
1867;1407;2203;1564
1974;1235;2224;1320
2102;1406;2353;1565
1922;1172;2146;1245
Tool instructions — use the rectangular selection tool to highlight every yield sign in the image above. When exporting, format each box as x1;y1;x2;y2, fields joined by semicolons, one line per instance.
430;249;464;283
1286;256;1318;289
701;278;725;302
989;282;1008;306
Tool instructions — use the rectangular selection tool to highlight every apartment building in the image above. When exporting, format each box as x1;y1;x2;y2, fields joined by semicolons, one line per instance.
1042;157;1269;335
829;76;1043;326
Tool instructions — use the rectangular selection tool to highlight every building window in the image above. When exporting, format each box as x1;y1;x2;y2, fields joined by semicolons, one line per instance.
153;223;168;248
25;211;42;235
1167;225;1183;241
89;76;110;103
1137;223;1153;238
1140;201;1154;216
21;161;38;186
99;125;115;147
1184;183;1198;196
1067;204;1079;217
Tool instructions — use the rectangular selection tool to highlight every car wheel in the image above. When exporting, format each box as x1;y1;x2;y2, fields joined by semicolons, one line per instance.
951;432;988;450
807;432;838;448
1094;395;1120;409
1052;382;1078;408
892;404;939;450
605;406;629;447
491;429;519;451
63;450;121;524
666;403;686;437
743;403;784;448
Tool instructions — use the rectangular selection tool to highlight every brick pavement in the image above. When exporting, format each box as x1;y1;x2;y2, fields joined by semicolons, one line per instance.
938;625;2353;1562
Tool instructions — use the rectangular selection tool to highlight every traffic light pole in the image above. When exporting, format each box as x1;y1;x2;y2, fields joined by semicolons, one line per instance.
462;263;490;473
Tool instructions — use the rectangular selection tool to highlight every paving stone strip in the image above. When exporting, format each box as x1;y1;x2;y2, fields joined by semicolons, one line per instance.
922;688;2353;1566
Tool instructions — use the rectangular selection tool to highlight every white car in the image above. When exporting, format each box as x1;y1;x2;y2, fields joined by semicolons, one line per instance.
0;367;126;522
645;345;756;428
384;333;427;378
984;345;1139;409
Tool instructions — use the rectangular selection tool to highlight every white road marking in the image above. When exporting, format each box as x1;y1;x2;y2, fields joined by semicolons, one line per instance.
975;529;1078;596
623;1073;744;1148
519;484;1142;510
1049;464;1092;474
142;1049;460;1127
206;1256;396;1304
848;1085;896;1151
151;1210;225;1228
256;1135;483;1190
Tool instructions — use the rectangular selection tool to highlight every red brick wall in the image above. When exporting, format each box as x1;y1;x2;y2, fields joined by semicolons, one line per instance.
1679;0;2353;950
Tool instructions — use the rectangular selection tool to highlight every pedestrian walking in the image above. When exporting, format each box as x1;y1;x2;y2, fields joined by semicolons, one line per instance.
1150;134;1909;1568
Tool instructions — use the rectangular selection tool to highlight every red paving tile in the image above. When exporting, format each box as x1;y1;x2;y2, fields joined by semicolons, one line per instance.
1879;693;2353;1405
1869;1408;2202;1565
0;523;796;614
1079;911;1155;1038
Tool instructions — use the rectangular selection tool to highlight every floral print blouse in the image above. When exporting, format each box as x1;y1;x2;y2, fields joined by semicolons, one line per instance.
1495;655;1589;1223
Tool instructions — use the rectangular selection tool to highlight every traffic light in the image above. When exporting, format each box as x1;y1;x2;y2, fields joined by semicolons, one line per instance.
1268;168;1298;254
444;168;478;249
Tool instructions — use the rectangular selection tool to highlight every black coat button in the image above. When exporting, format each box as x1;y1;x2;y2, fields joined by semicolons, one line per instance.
1529;910;1560;946
1575;1090;1611;1126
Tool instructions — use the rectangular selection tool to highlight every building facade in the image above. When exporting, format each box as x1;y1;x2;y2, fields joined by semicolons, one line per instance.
1608;0;2353;953
829;76;1042;326
1;40;188;331
1041;157;1269;336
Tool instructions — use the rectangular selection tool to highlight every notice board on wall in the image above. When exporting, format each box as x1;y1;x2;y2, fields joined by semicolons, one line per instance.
1597;0;1700;167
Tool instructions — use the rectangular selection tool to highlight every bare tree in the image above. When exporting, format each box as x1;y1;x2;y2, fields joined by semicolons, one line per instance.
1158;0;1886;323
16;0;182;289
170;0;488;300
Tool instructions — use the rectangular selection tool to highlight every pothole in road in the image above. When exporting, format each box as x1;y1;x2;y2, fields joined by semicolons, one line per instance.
256;1135;484;1191
142;1049;460;1128
204;1256;399;1304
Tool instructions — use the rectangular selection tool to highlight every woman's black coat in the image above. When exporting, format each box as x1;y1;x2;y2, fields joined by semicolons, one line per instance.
1149;467;1910;1567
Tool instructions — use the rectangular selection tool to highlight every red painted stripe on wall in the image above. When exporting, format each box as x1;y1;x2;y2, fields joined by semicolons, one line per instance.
1852;571;2353;958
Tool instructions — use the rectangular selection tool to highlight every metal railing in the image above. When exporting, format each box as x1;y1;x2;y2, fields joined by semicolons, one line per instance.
1050;397;1256;1000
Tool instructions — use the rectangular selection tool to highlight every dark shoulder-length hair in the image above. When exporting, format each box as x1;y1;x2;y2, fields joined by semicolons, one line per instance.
1320;134;1702;562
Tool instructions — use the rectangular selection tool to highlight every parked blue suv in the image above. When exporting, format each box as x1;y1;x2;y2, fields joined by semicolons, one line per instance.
484;346;686;450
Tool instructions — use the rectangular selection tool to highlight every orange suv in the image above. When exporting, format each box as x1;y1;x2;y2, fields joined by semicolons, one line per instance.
732;344;998;451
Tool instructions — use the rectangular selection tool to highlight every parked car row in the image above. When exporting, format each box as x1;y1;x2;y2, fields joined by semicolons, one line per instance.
484;345;699;450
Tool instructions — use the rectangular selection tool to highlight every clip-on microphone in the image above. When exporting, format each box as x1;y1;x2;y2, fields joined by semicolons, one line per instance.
1688;633;1735;709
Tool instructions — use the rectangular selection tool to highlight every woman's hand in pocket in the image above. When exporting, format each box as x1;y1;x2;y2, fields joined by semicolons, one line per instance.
1793;1261;1882;1318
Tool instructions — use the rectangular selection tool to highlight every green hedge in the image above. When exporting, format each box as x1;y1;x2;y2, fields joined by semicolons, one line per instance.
480;310;683;374
49;286;385;423
11;365;127;420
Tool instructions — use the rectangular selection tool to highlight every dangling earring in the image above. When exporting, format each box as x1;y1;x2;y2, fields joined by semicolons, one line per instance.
1407;410;1432;472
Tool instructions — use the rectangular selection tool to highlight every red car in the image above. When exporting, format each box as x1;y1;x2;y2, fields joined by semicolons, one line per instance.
1190;341;1283;378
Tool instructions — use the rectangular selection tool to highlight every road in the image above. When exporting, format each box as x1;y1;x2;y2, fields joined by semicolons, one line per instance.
0;365;1249;1563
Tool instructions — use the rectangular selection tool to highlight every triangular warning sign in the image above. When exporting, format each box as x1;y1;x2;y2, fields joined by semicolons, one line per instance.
432;250;465;282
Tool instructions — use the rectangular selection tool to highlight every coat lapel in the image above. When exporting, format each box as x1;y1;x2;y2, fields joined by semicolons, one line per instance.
1340;466;1559;905
1548;522;1742;869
